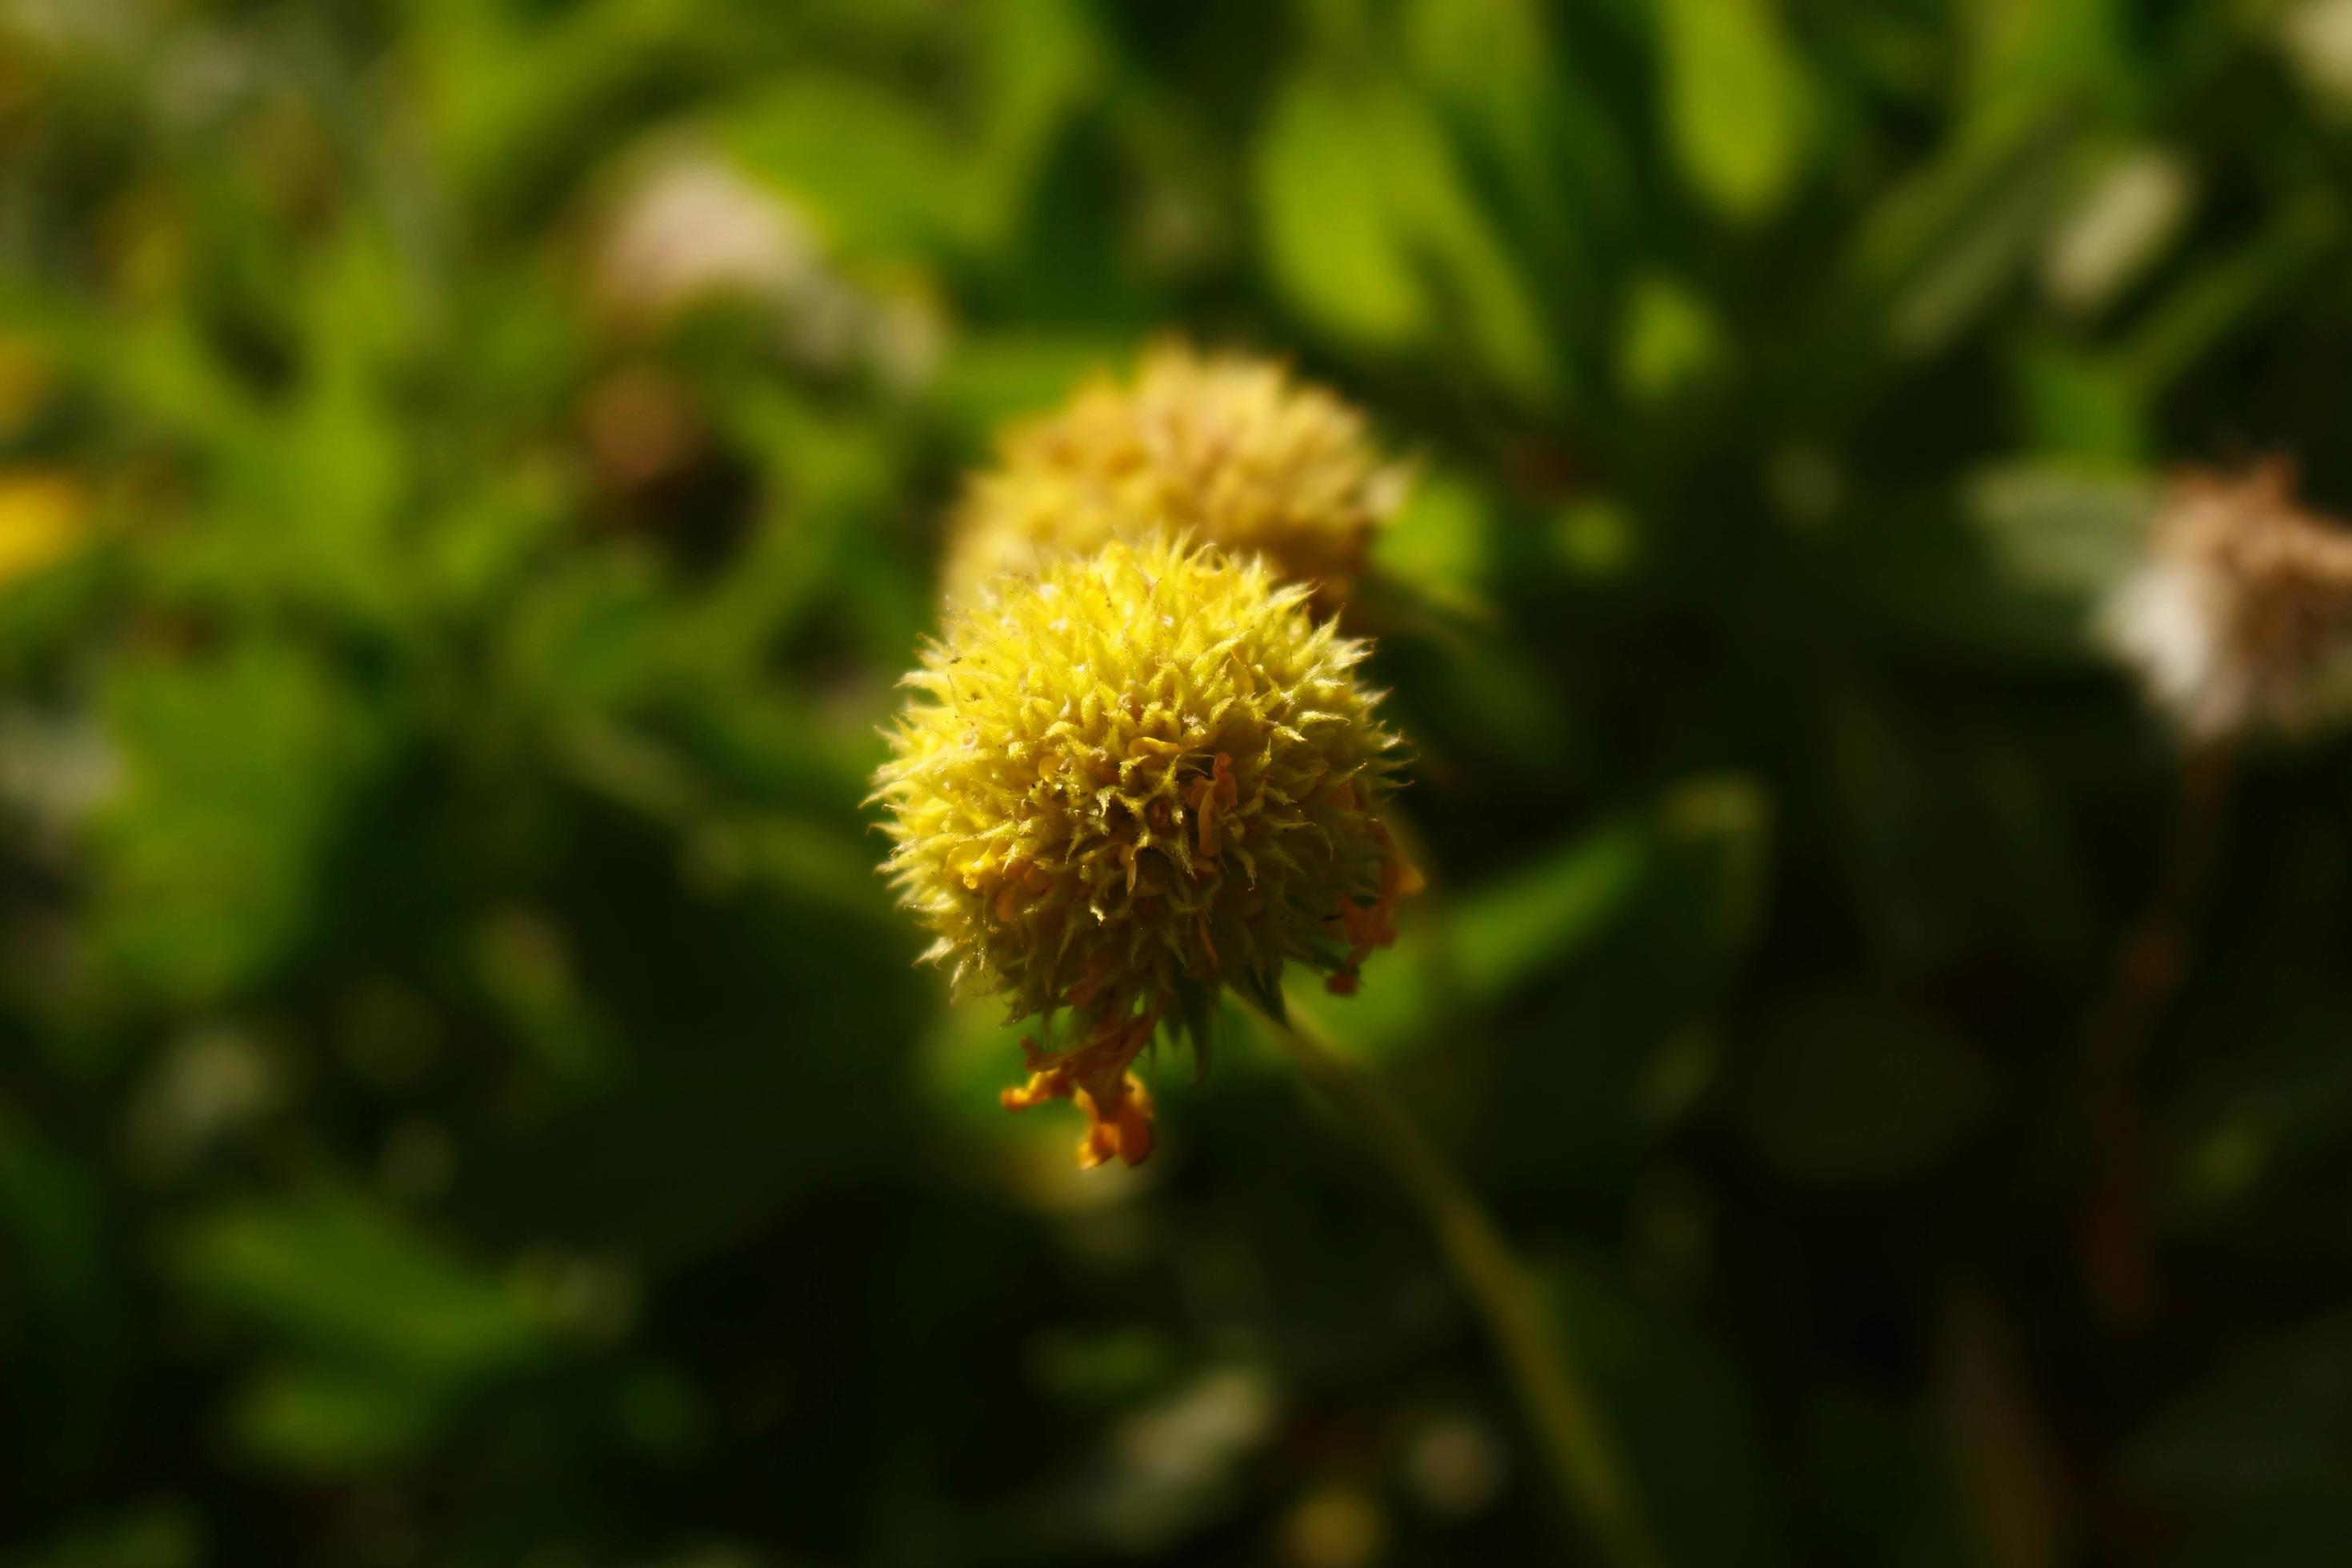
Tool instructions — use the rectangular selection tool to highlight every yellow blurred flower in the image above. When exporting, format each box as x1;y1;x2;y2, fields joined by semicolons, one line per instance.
942;342;1408;614
0;470;91;590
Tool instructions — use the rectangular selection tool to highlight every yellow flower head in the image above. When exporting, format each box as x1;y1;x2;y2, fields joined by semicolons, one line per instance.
874;537;1418;1167
941;343;1406;614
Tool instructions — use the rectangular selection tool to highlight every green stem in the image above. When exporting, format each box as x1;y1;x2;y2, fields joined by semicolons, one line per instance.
1258;1006;1661;1568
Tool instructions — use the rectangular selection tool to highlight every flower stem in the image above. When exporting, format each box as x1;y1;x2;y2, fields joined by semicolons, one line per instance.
2080;740;2235;1330
1257;1006;1660;1568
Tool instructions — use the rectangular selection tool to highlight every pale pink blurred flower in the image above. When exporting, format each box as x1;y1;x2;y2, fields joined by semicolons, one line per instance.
2103;462;2352;741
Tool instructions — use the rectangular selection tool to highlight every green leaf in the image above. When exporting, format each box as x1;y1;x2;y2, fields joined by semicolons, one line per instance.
1452;822;1650;1004
1822;466;2155;666
2122;1314;2352;1505
94;641;386;1006
725;76;977;261
172;1191;546;1382
1292;775;1769;1149
1723;989;1999;1189
229;1362;450;1474
2114;196;2344;395
1372;465;1498;618
1549;1260;1789;1568
1962;462;2157;604
2010;344;2147;464
15;1506;203;1568
1254;71;1560;402
1254;75;1428;349
1401;0;1566;231
1618;274;1725;402
1657;0;1810;222
1453;775;1769;1012
967;0;1105;249
0;1101;102;1303
1803;1389;1978;1568
2162;1490;2352;1568
934;332;1131;447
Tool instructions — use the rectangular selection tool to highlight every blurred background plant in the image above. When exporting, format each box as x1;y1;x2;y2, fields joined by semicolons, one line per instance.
10;0;2352;1563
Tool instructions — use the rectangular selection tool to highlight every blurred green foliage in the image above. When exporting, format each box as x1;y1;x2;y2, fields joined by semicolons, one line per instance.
9;0;2352;1563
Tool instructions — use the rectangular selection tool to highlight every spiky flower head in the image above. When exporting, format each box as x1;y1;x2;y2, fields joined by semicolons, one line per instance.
874;537;1418;1168
940;343;1408;614
2103;462;2352;742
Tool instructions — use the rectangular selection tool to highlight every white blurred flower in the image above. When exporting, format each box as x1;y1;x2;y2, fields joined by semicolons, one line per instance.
2282;0;2352;114
0;704;118;834
2102;463;2352;742
1400;1410;1506;1517
2042;150;2194;314
124;1026;280;1179
589;148;944;392
1088;1365;1279;1550
591;153;823;326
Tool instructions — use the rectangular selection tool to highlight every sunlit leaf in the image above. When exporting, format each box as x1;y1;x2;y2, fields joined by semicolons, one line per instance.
726;76;978;260
1254;71;1559;402
1657;0;1810;222
1618;274;1725;402
1254;75;1427;349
